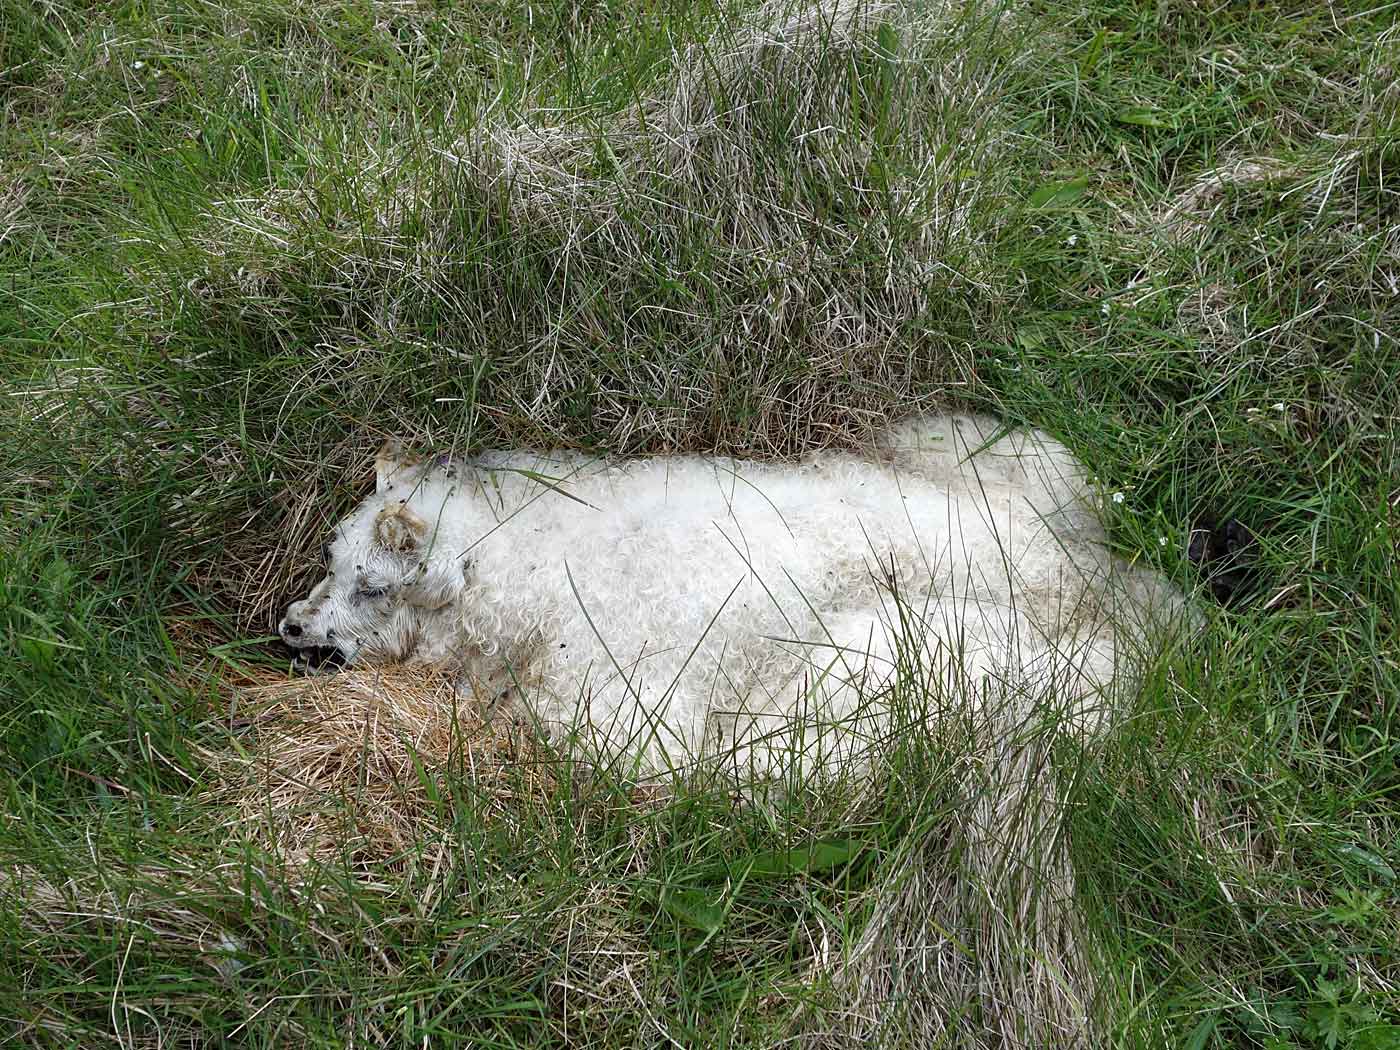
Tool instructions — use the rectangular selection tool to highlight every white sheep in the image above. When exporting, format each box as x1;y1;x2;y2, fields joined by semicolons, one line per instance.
280;414;1185;774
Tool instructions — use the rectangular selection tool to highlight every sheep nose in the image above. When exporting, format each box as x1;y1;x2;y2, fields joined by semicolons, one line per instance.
279;614;306;642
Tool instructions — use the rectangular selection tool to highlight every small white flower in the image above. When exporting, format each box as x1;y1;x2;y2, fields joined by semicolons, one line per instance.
1112;491;1125;504
133;60;145;70
1101;302;1111;317
1065;233;1078;247
1158;535;1168;547
1272;402;1285;412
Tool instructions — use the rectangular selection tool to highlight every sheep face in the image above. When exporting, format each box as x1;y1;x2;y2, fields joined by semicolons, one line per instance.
279;444;468;671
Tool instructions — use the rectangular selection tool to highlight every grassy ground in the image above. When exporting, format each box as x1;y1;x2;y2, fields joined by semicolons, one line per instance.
3;0;1399;1045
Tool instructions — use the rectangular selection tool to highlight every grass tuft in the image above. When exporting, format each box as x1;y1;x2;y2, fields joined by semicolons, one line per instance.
3;0;1399;1044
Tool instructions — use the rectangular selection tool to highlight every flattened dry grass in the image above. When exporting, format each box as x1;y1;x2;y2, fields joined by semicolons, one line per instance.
807;703;1107;1049
210;668;556;870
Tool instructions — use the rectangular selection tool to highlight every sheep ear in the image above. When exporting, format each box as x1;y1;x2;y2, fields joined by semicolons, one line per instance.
375;440;421;494
374;504;428;552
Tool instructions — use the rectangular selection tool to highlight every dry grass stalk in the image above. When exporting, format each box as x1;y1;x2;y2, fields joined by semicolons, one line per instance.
0;176;31;248
1176;280;1240;355
1157;157;1291;239
807;700;1104;1049
441;0;993;332
194;0;1013;456
211;667;555;870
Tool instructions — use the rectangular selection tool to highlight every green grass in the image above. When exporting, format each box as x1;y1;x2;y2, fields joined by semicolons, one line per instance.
3;0;1399;1045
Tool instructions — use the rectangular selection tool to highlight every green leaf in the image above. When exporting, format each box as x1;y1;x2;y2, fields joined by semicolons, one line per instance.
661;887;724;934
1015;325;1048;350
476;997;547;1019
1185;1012;1218;1050
875;20;900;58
1080;27;1108;77
1337;844;1396;882
1028;176;1089;209
39;557;76;601
19;636;59;670
1355;1024;1400;1050
1326;887;1385;926
1116;107;1177;128
1268;998;1302;1030
742;838;864;879
406;746;440;805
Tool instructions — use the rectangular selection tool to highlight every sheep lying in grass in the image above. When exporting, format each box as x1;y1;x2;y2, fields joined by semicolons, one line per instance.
279;414;1186;772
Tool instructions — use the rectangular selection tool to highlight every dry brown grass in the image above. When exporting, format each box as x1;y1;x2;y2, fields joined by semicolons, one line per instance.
1155;156;1291;240
207;667;558;871
216;433;374;632
201;667;1112;1046
0;175;30;249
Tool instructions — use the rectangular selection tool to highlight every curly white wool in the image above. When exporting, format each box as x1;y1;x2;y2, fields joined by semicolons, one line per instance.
280;414;1186;774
